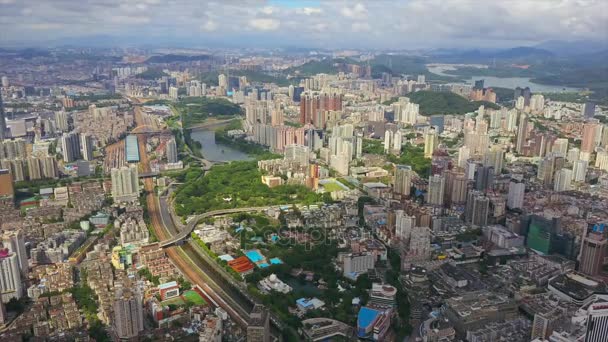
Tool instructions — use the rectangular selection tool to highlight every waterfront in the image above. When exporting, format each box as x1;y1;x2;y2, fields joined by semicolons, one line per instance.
189;129;251;162
427;64;580;92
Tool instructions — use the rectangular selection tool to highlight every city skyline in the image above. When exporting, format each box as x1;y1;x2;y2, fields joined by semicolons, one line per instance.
0;0;606;49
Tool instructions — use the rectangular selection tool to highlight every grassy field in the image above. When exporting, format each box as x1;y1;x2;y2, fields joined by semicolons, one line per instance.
161;296;186;307
183;290;207;305
321;181;348;192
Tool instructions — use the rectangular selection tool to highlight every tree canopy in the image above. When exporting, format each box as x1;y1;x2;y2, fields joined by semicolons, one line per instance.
174;161;323;216
407;90;499;115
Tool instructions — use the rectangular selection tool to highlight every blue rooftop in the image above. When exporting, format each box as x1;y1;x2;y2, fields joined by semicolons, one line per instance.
296;298;312;308
125;135;140;163
244;249;265;263
357;307;380;330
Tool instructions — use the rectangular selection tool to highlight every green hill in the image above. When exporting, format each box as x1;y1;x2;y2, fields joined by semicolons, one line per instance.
198;70;291;87
287;59;338;76
173;97;243;127
407;91;499;115
135;69;169;80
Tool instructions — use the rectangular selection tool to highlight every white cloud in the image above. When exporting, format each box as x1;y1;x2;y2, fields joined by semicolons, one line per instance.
27;23;64;30
109;15;151;24
200;20;217;32
351;22;370;33
341;3;367;19
0;0;606;48
260;6;275;15
297;7;322;15
249;18;280;31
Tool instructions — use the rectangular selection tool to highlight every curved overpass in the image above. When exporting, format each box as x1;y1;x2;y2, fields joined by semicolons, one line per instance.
159;206;269;248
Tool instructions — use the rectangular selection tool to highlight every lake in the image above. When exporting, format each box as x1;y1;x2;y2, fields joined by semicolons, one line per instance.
189;129;251;162
426;64;580;93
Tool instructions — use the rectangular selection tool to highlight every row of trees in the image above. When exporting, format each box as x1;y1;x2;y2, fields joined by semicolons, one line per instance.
174;97;243;127
387;144;432;178
407;90;499;115
173;161;323;216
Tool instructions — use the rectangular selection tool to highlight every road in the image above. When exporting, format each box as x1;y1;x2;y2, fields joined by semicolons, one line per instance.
103;139;125;173
134;101;252;328
187;117;236;130
134;98;283;337
159;206;268;247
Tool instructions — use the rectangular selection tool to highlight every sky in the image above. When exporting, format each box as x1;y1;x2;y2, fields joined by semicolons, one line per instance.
0;0;607;49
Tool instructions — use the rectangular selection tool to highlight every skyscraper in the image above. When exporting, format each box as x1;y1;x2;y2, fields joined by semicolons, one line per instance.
472;195;489;227
585;300;608;342
299;91;342;128
81;134;94;161
54;110;69;132
582;101;596;119
112;286;144;340
465;191;489;227
450;173;469;205
394;165;413;197
552;138;569;156
247;304;270;342
26;157;42;180
395;210;415;241
2;230;27;275
537;156;556;188
514;87;531;106
553;168;573;192
61;132;81;163
457;146;470;168
573;160;588;183
0;169;13;199
0;91;7;141
507;178;525;209
578;225;607;277
166;138;178;163
581;121;600;158
427;174;445;206
516;113;528;154
424;129;438;158
483;145;504;173
0;248;23;303
169;86;179;100
474;166;494;193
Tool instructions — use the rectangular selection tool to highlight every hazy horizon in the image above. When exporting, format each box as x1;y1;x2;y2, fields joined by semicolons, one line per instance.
0;0;607;50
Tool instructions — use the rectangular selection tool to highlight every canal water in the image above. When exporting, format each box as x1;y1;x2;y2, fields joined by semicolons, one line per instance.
426;65;580;93
189;129;251;162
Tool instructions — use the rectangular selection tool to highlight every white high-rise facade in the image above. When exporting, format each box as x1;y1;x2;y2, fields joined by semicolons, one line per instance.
507;179;525;209
113;287;144;339
395;210;415;242
573;160;588;183
0;252;23;303
111;165;140;203
554;168;573;192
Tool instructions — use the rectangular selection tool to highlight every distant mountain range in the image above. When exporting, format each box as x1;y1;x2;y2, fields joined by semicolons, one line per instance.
534;40;608;56
429;41;608;67
429;46;555;63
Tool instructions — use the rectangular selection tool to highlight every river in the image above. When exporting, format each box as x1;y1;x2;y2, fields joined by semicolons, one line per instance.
189;129;251;162
426;64;580;92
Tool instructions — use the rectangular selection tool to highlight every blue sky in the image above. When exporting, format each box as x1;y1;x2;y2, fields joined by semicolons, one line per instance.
0;0;606;49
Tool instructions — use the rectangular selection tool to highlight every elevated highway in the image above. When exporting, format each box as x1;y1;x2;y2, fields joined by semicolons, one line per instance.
159;206;268;248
